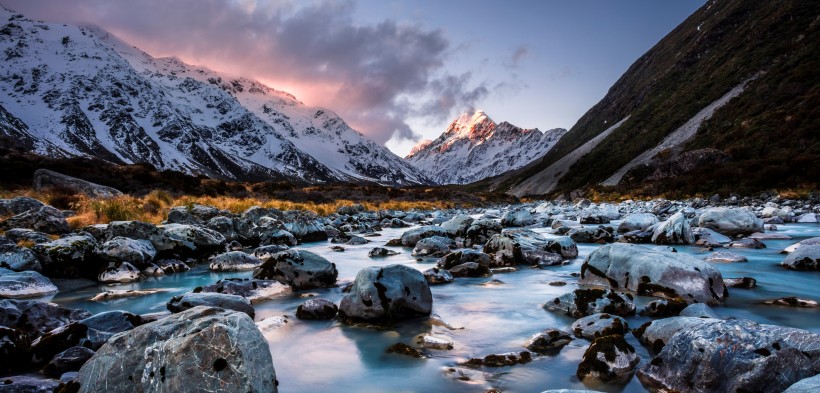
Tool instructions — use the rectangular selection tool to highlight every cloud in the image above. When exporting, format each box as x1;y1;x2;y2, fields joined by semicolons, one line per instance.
504;46;529;69
3;0;488;145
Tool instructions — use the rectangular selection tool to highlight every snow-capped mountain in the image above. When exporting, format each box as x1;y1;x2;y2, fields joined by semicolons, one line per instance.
405;110;566;184
0;8;429;185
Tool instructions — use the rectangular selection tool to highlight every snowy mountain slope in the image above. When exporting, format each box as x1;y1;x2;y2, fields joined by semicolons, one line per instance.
405;110;566;184
0;8;429;185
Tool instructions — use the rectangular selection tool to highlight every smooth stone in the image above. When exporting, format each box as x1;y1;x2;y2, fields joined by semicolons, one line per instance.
253;250;338;290
781;244;820;271
546;288;636;318
296;298;338;320
705;251;748;263
0;270;58;298
651;211;694;245
784;374;820;393
0;242;42;272
571;313;629;339
97;262;141;283
167;292;255;318
723;276;757;288
617;213;659;233
42;346;95;377
423;267;454;285
208;251;263;272
368;247;399;257
338;264;432;323
417;334;453;350
90;289;165;302
197;278;291;302
679;303;719;318
697;207;763;236
576;335;639;384
524;329;573;352
400;226;450;247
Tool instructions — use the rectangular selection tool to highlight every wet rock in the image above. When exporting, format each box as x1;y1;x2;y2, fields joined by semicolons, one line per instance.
546;288;636;318
449;262;492;277
621;229;654;244
42;346;95;377
97;262;141;283
485;229;563;267
412;236;454;257
465;351;532;367
723;276;757;288
464;219;503;247
579;212;610;225
209;251;263;272
633;317;719;352
338;264;432;323
697;207;763;236
524;329;573;352
0;299;91;337
784;237;820;253
96;237;156;268
438;250;492;269
568;226;614;244
251;244;290;260
0;270;58;298
440;214;474;237
784;374;820;393
501;209;535;227
576;335;639;384
651;212;694;245
761;297;818;308
90;289;165;302
386;342;423;358
151;259;190;275
0;196;45;216
284;218;328;243
76;306;277;392
704;251;747;263
167;292;255;318
545;236;578;259
443;366;492;384
4;228;52;245
252;250;338;290
423;267;454;285
206;216;238;242
0;206;69;234
368;247;399;257
617;213;659;234
640;297;688;317
548;281;566;286
796;213;819;223
728;238;766;249
400;226;450;247
158;224;226;256
571;313;629;339
0;325;30;370
637;319;820;393
749;231;791;240
29;321;89;365
579;243;726;304
197;278;291;302
330;245;345;252
781;244;820;271
296;298;338;320
33;234;100;279
679;303;719;318
692;227;732;246
0;375;59;392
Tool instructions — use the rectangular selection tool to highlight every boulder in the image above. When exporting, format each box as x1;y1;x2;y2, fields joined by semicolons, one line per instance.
545;236;578;259
75;306;277;392
206;216;239;242
96;237;156;268
567;226;614;243
33;169;123;198
196;278;291;302
78;311;145;350
97;262;141;283
464;219;503;247
781;244;820;271
0;196;45;216
728;238;766;249
296;298;338;320
400;226;450;247
579;243;726;304
4;228;52;244
0;243;41;272
546;289;636;318
724;276;757;288
704;251;748;263
651;212;694;244
158;224;226;256
338;264;432;323
633;316;719;352
284;219;327;243
784;237;820;253
571;313;629;339
784;374;820;393
697;207;763;236
464;351;532;367
423;267;454;285
692;227;732;246
209;251;263;272
0;299;91;337
252;244;290;260
640;297;688;317
0;376;59;392
0;325;30;370
167;293;255;318
368;247;399;257
437;250;492;269
637;319;820;393
0;206;69;234
440;214;474;237
252;250;338;290
524;329;573;352
576;335;639;384
33;234;101;279
579;211;610;225
679;303;719;319
0;270;58;298
500;209;535;227
411;236;454;257
42;346;95;377
617;213;659;233
448;262;492;277
484;229;563;266
796;213;819;223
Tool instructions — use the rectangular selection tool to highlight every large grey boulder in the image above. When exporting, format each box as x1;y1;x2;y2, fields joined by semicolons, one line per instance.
545;236;579;259
524;329;573;352
633;316;720;352
484;229;563;266
209;251;263;272
158;224;226;256
617;213;659;233
464;218;503;247
284;218;327;243
0;269;58;298
567;226;614;243
637;319;820;393
0;242;41;271
42;345;95;377
500;209;535;227
78;310;145;350
437;250;492;269
167;293;255;318
579;243;726;304
252;250;338;290
692;227;732;246
0;196;45;216
206;216;239;242
96;237;156;268
651;211;694;244
697;207;763;236
33;234;101;279
0;206;69;234
338;264;432;323
781;244;820;271
571;313;629;339
75;306;277;393
440;214;474;237
411;236;454;257
785;374;820;393
0;376;60;392
197;278;291;302
546;288;636;318
3;228;53;244
784;237;820;253
0;299;91;337
577;335;639;384
97;262;141;283
33;169;123;198
400;225;450;247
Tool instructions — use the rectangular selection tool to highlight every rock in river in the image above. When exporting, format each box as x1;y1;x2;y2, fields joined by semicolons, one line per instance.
571;313;629;339
0;269;58;298
167;292;255;318
209;251;263;272
546;288;636;318
577;334;639;384
338;264;432;323
524;329;573;352
697;207;763;236
781;244;820;271
252;250;338;290
579;243;726;304
75;306;277;393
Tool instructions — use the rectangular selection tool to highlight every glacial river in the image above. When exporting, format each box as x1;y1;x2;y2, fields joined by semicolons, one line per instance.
49;221;820;393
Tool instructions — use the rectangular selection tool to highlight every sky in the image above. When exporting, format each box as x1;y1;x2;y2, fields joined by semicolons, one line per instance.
3;0;706;156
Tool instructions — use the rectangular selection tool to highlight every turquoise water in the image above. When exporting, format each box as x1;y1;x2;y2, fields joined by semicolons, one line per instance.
48;221;820;392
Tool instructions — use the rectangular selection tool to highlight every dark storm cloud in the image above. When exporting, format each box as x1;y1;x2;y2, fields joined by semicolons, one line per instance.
4;0;487;144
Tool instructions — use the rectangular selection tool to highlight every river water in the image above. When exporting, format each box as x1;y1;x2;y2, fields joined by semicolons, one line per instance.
49;221;820;392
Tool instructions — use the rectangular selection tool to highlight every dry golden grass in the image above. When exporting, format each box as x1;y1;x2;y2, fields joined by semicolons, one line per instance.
15;239;36;249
